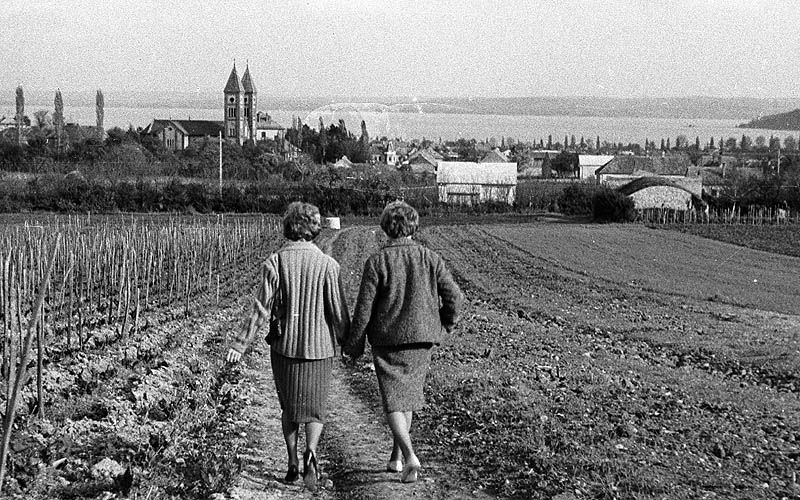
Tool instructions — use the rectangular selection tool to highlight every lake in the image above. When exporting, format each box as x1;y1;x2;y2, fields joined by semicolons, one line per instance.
2;103;798;146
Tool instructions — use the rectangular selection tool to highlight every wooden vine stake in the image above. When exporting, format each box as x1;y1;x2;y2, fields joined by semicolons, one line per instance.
0;235;59;494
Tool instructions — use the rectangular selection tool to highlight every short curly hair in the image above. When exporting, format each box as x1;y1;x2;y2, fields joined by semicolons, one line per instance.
283;202;322;241
380;200;419;238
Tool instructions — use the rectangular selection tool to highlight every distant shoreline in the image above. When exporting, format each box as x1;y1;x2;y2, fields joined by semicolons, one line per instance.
4;93;800;121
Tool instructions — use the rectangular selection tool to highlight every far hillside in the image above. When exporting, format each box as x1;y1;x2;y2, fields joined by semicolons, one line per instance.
739;108;800;130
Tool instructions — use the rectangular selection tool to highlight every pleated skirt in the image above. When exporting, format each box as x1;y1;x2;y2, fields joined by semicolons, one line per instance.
270;350;333;423
372;343;433;413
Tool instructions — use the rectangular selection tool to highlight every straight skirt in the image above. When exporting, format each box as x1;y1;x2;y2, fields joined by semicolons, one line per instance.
270;350;333;424
372;343;433;413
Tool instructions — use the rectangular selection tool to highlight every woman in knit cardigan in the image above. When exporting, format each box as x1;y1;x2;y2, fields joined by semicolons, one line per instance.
345;200;463;483
227;202;350;492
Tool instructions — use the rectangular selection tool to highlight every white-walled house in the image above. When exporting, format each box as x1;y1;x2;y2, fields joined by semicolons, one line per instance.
577;155;614;180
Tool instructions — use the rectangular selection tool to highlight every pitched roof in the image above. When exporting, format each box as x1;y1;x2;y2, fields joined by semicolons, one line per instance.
426;147;444;160
224;65;241;93
256;118;285;130
333;155;355;169
142;119;171;134
480;149;509;163
408;148;439;166
436;161;517;185
578;154;614;167
241;65;256;93
172;120;224;137
597;155;691;176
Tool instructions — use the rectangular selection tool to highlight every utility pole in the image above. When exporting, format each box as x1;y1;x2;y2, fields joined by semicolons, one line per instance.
219;131;223;196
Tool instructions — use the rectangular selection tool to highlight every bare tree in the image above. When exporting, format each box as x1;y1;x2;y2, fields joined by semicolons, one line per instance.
32;110;51;129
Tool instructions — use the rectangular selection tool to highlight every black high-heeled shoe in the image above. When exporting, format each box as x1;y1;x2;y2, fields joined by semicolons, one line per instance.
303;450;319;492
284;463;299;483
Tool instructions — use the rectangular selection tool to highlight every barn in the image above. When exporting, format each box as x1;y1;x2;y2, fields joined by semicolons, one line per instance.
436;161;517;205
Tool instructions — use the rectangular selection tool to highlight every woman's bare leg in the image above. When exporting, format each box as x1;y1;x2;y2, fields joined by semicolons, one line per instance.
303;422;324;491
282;411;299;468
387;411;420;482
305;421;323;454
388;411;412;468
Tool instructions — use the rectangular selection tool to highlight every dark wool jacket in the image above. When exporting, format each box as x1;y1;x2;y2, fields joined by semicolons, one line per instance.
345;238;463;357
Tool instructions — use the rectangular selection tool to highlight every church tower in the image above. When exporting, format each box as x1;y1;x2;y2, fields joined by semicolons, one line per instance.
241;64;257;142
223;64;245;144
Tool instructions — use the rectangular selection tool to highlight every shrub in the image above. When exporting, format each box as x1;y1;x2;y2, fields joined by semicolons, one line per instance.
592;187;636;222
558;183;598;215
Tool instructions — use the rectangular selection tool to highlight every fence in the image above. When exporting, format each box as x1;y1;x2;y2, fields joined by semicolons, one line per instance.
638;205;797;225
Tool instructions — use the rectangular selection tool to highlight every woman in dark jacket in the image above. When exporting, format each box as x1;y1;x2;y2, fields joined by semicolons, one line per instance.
227;202;350;492
345;200;463;483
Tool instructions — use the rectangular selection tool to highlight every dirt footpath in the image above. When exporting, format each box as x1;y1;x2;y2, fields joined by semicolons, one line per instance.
226;228;485;500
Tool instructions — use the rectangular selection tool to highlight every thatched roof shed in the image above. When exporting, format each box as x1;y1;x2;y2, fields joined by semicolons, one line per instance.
618;176;705;210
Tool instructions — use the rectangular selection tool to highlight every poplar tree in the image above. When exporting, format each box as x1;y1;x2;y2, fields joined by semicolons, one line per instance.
319;117;327;163
15;85;24;146
359;120;369;161
296;117;304;149
360;120;369;148
54;89;64;154
95;89;104;139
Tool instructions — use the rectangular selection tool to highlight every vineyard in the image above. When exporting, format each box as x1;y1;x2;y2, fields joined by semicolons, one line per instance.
0;214;281;497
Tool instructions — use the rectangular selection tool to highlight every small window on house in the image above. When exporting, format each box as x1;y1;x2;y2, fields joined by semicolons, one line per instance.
229;126;236;136
244;108;250;118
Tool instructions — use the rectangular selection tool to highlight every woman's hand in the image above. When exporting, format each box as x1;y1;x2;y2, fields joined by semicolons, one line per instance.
226;348;242;364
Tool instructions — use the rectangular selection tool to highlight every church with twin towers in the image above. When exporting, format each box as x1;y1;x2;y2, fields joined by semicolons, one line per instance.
223;62;258;144
145;62;284;152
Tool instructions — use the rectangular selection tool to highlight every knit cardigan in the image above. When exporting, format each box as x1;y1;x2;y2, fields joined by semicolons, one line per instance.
231;240;350;360
345;238;463;357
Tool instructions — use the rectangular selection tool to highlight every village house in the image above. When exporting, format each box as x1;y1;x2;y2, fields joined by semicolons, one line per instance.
405;147;441;175
436;161;517;205
480;148;510;163
577;154;614;180
518;150;560;178
142;119;223;152
255;111;286;142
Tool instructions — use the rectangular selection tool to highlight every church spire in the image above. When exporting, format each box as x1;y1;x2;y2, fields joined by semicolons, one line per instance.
224;63;241;93
241;63;256;93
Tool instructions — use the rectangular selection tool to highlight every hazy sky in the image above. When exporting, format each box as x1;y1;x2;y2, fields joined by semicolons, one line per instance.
3;0;800;99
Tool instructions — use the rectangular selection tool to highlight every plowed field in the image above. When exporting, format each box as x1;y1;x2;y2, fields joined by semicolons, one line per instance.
402;222;799;498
